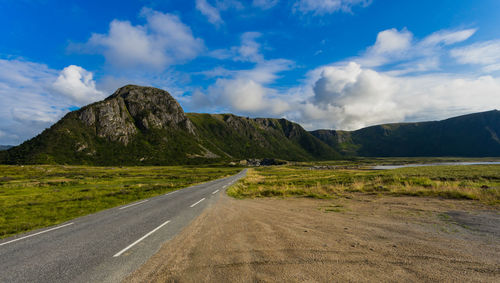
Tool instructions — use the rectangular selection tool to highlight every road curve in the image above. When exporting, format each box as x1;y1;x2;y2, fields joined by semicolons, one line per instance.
0;169;247;283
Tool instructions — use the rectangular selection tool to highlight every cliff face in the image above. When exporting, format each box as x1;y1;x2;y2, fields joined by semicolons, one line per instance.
78;85;194;145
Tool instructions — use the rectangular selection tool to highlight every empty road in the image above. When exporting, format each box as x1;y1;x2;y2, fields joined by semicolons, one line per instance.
0;169;247;282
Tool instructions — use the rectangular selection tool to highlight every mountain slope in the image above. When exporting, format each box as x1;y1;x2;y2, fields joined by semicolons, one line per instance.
188;113;340;161
0;85;204;165
0;85;340;165
311;110;500;157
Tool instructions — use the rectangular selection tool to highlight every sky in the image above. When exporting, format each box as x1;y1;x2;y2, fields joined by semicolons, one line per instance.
1;0;500;145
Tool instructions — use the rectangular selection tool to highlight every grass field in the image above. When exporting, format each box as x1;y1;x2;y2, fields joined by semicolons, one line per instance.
0;165;240;239
228;165;500;205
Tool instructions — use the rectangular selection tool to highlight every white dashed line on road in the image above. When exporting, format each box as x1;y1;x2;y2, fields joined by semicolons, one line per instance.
113;220;171;257
119;199;148;210
0;223;74;247
189;198;205;208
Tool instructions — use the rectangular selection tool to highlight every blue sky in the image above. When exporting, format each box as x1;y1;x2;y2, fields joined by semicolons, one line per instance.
1;0;500;145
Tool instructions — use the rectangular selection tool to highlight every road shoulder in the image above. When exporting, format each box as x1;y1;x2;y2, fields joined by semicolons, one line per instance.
125;193;500;282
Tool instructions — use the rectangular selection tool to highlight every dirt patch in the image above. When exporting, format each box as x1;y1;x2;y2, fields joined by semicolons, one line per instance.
125;194;500;282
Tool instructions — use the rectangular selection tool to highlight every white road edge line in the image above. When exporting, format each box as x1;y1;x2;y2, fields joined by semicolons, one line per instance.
212;189;220;194
113;220;171;257
165;190;178;196
0;222;74;247
190;198;205;208
119;199;149;210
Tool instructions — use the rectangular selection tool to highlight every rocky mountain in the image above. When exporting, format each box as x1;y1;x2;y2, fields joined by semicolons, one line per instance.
0;85;340;165
311;110;500;157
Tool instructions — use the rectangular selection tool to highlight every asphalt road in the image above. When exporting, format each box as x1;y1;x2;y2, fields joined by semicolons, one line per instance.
0;169;247;283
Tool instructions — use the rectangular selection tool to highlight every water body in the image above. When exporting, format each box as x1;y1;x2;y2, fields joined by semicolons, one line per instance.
373;161;500;170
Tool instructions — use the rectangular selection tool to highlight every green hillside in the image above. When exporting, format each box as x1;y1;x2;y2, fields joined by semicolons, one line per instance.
188;113;340;161
311;110;500;157
0;85;340;165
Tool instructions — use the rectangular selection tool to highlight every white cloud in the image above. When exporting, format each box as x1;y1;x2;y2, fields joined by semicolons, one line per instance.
0;59;106;144
209;32;264;63
52;65;105;104
303;62;403;129
238;59;293;83
236;32;264;62
196;0;223;26
213;78;290;115
253;0;279;9
187;32;293;116
294;0;371;15
195;58;293;116
190;26;499;132
420;28;476;46
450;40;500;72
359;28;413;67
286;27;500;130
290;62;500;130
195;0;245;26
358;27;476;72
84;8;204;70
371;28;412;54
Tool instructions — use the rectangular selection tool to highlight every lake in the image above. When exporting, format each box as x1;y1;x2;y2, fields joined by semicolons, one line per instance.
373;161;500;170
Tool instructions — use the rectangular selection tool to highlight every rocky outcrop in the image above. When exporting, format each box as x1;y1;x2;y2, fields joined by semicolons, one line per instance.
79;98;137;145
78;85;195;145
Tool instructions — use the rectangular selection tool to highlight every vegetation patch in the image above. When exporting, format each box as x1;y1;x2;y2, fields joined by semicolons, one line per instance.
228;165;500;205
0;165;240;238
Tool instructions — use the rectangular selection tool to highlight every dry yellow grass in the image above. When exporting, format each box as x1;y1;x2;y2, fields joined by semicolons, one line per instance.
228;166;500;204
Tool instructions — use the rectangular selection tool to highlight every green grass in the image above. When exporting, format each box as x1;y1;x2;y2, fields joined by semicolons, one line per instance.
227;165;500;205
0;165;240;238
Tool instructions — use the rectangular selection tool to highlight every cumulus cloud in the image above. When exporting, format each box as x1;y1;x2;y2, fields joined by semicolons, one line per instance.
288;62;500;130
253;0;279;9
52;65;106;104
369;28;412;54
196;0;223;26
288;27;500;130
197;57;293;116
294;0;371;15
190;26;499;131
186;32;293;116
450;40;500;72
299;62;402;129
83;8;204;70
0;59;106;144
213;78;290;115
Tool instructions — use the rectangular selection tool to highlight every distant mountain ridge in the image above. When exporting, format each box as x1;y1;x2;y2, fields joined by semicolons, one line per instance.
1;85;499;165
0;145;13;151
311;110;500;157
0;85;340;165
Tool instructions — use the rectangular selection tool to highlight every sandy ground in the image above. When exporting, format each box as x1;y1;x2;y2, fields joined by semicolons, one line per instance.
125;193;500;282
